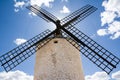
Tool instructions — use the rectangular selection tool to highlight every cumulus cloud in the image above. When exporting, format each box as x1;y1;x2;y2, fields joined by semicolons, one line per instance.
13;0;54;12
0;70;120;80
30;0;54;8
101;11;117;26
112;71;120;80
97;0;120;39
29;0;54;16
0;70;33;80
85;71;120;80
60;5;70;14
85;72;110;80
14;9;19;12
14;0;25;12
13;0;55;15
14;38;27;45
13;0;70;16
97;29;108;36
28;12;37;16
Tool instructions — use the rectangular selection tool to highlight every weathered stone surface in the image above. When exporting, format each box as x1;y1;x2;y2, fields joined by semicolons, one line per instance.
34;38;84;80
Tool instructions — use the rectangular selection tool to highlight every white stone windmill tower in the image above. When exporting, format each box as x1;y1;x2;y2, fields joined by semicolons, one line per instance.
0;4;120;80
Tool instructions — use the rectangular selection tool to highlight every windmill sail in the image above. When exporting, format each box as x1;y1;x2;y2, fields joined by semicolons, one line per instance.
1;3;119;75
61;4;97;27
0;29;56;72
27;5;58;24
62;26;120;74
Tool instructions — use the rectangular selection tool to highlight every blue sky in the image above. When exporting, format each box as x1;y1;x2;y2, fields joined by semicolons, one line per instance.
0;0;120;80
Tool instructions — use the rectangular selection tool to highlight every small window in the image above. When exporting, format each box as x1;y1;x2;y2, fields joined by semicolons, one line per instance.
54;40;58;43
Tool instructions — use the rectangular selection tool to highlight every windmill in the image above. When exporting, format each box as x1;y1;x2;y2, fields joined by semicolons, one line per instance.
0;4;120;80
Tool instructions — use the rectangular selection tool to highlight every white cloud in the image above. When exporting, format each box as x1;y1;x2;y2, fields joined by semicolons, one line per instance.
0;70;120;80
60;5;70;14
13;0;54;12
110;31;120;40
30;0;54;8
97;29;108;36
101;11;117;26
85;71;120;80
28;0;55;16
108;21;120;39
14;38;27;45
85;72;110;80
98;0;120;39
0;70;33;80
28;12;37;16
97;21;120;39
13;0;55;15
14;0;25;8
14;0;25;12
14;8;19;12
108;21;120;34
112;71;120;80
